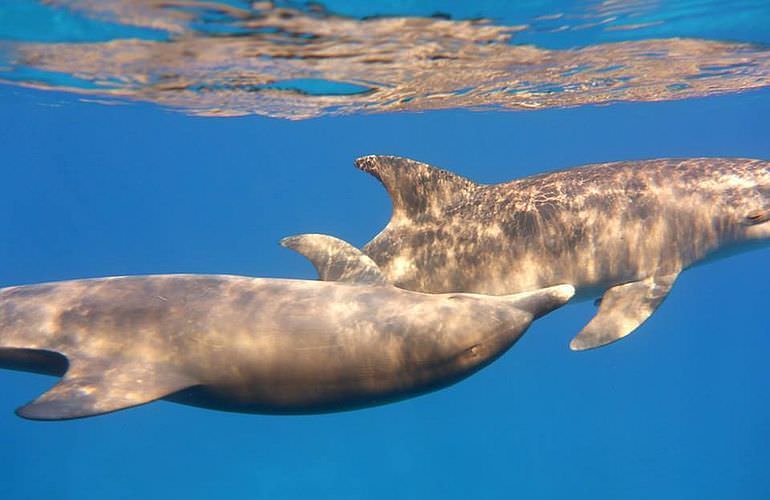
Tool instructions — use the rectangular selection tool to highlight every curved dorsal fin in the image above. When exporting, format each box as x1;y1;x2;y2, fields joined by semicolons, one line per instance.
354;156;477;220
280;234;387;284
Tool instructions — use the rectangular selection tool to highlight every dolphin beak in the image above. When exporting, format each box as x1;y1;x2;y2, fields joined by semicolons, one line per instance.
511;284;575;319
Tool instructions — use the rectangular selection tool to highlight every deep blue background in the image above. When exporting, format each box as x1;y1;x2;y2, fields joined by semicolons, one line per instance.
1;0;770;495
1;83;769;499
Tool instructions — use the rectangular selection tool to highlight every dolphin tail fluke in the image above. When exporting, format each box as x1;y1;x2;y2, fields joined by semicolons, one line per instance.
16;360;197;421
570;272;679;351
507;284;575;319
280;233;387;284
354;156;477;220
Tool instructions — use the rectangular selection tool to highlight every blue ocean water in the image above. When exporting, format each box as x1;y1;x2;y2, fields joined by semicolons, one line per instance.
1;1;770;498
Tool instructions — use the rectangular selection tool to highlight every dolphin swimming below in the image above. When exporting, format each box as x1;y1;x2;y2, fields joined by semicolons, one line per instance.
0;235;573;420
346;155;770;350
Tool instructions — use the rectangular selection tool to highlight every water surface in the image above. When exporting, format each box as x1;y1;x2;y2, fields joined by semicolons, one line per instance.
3;1;770;118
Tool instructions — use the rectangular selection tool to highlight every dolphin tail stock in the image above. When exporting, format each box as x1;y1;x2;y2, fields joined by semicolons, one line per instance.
280;233;388;284
354;156;478;221
501;284;575;319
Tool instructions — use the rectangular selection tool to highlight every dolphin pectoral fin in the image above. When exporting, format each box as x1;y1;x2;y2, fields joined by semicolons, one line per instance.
16;363;197;421
281;233;387;284
570;272;679;351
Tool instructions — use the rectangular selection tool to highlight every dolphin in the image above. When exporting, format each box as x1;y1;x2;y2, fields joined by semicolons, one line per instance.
0;235;573;421
343;155;770;350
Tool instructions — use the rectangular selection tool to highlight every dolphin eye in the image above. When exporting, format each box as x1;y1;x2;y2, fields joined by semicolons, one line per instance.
461;344;480;358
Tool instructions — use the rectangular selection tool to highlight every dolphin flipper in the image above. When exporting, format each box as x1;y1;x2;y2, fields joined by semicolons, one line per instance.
281;234;387;284
570;272;679;351
16;362;197;420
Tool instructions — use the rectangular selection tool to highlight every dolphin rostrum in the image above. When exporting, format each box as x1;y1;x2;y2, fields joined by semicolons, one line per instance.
0;235;573;420
348;156;770;350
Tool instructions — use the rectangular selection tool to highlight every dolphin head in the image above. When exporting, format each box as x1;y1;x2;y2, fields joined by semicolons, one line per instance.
434;284;575;374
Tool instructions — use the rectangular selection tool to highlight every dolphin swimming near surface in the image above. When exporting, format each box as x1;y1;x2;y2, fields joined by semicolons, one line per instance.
0;235;573;421
344;156;770;350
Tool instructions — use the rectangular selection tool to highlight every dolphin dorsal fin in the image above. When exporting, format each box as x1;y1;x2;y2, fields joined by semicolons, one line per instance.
281;234;387;284
354;156;477;221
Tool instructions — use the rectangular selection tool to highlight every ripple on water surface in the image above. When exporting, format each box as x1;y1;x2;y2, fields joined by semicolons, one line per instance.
1;0;770;118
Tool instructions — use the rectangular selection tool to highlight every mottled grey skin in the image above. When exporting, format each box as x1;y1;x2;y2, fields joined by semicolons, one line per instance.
356;156;770;350
0;236;573;420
